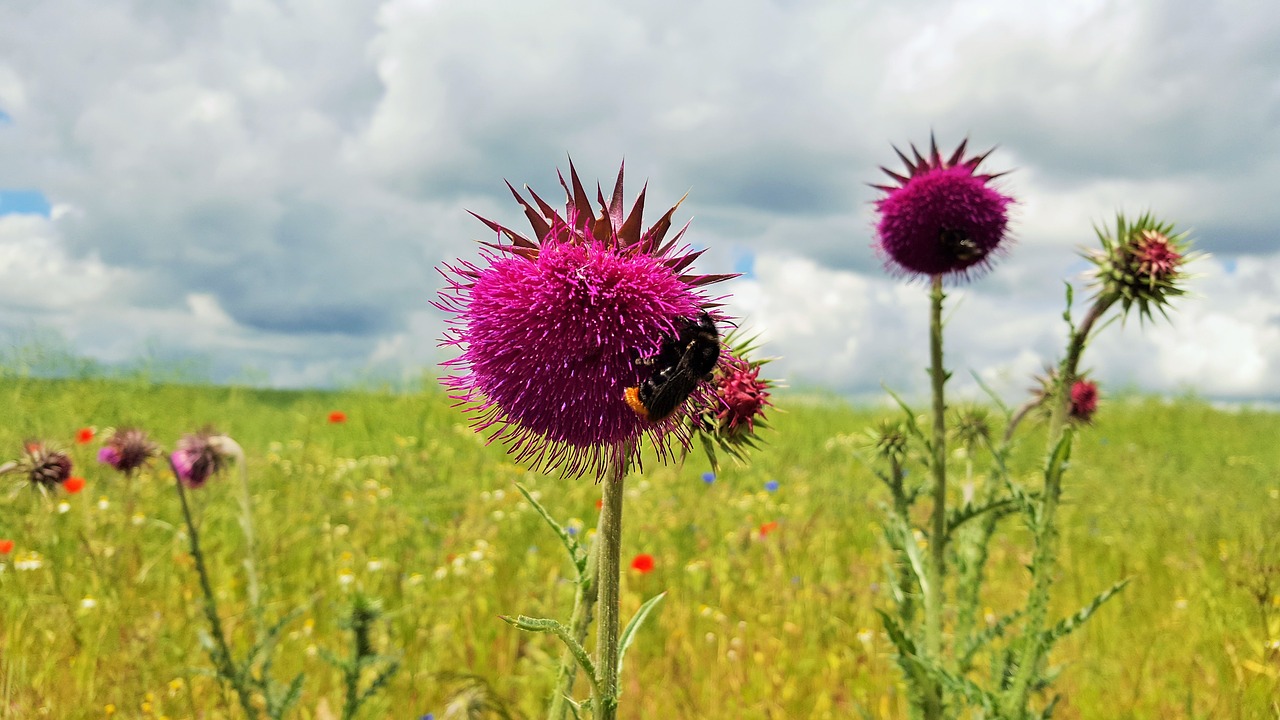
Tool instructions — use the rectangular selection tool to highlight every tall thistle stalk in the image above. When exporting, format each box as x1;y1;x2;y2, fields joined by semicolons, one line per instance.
863;136;1200;717
438;164;744;719
594;459;626;720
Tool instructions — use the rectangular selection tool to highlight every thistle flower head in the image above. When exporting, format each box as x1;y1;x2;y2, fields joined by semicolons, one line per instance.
170;430;239;489
1069;379;1100;424
97;427;159;474
0;441;74;492
685;330;775;471
1087;212;1197;322
1030;368;1100;425
437;163;733;479
873;136;1015;280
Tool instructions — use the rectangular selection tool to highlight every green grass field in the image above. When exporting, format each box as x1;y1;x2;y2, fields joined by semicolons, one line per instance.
1;376;1277;719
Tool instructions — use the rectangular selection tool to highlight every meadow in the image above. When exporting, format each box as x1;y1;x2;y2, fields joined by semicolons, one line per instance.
0;375;1277;719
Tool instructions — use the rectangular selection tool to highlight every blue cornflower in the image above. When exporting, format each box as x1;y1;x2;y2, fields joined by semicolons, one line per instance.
764;479;779;493
702;471;716;485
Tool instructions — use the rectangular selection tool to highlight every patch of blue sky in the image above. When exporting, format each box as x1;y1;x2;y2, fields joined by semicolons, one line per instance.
0;108;11;124
733;249;755;279
0;190;52;217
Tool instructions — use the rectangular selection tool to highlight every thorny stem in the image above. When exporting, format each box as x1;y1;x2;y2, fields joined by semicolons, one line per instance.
923;275;948;720
548;531;599;720
172;463;262;720
1004;293;1115;714
595;449;628;720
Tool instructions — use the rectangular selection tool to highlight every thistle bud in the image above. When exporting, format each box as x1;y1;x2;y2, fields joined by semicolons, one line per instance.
1087;212;1197;322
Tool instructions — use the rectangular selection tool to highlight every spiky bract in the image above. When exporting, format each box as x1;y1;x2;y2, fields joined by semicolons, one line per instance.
1087;212;1196;322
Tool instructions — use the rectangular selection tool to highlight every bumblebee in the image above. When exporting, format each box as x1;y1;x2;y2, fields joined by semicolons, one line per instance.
939;227;985;264
623;312;720;422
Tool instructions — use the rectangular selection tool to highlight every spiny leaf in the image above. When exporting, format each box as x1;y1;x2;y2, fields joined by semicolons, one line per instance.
1042;578;1131;648
958;608;1026;671
946;497;1019;540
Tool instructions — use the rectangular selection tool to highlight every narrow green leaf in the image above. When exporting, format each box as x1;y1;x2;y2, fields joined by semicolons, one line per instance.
875;609;917;658
515;483;588;573
617;592;667;684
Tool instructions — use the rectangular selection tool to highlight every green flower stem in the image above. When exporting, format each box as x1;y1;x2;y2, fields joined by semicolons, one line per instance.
173;468;261;720
548;534;599;720
1003;293;1114;714
924;275;948;719
595;451;628;720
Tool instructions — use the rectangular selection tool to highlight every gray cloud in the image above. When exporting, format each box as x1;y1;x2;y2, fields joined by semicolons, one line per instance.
0;0;1276;396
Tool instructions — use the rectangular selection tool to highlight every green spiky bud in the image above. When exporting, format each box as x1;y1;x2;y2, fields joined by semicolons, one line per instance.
1086;212;1198;322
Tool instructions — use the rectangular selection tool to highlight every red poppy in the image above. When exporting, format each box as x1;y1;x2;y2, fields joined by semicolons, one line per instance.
64;477;86;494
75;428;94;444
759;521;780;537
0;539;13;554
328;411;347;424
630;554;655;574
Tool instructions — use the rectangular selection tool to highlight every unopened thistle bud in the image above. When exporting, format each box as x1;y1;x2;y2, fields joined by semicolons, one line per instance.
685;332;776;469
867;420;910;467
1087;212;1197;322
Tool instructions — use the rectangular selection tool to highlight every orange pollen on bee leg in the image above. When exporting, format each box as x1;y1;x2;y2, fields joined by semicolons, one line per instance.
622;387;651;421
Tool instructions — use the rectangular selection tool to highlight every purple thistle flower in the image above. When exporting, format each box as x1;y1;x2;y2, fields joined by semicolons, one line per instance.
436;163;733;478
97;427;159;474
873;136;1015;280
170;430;238;489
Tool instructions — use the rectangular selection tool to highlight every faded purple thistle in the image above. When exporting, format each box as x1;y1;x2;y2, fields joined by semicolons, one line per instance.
0;441;73;491
436;163;733;478
170;430;236;489
98;427;159;474
873;136;1015;280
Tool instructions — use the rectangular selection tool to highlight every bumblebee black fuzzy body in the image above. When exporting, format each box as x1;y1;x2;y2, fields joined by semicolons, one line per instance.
939;227;984;264
624;313;720;422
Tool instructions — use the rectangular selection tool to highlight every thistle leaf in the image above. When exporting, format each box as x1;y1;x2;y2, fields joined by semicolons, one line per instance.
1041;578;1131;648
617;592;667;684
515;483;588;574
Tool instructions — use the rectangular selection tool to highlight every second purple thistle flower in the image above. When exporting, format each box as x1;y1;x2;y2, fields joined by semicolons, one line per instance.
873;137;1015;280
436;163;734;478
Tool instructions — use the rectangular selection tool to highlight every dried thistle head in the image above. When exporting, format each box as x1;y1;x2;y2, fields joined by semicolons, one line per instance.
0;441;74;493
97;427;160;474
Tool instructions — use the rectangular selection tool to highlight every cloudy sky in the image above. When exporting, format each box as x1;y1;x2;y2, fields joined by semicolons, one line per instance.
1;0;1277;403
